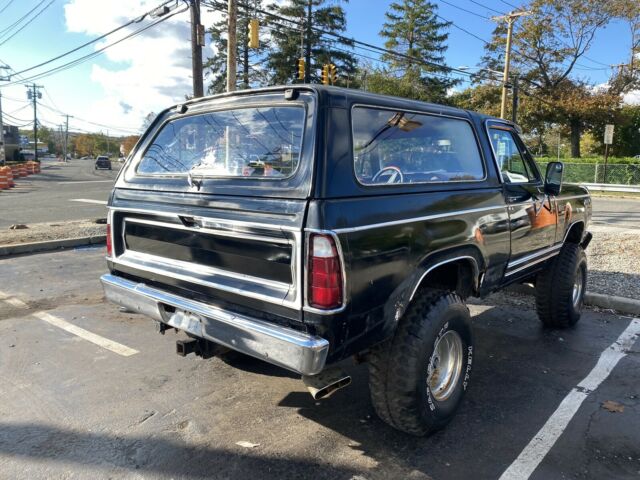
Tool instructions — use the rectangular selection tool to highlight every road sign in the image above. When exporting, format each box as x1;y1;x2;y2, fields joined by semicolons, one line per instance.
604;124;614;145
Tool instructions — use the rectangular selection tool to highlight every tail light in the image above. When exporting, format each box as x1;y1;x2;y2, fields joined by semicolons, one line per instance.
106;222;113;257
308;233;343;310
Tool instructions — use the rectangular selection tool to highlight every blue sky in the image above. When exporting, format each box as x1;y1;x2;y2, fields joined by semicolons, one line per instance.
0;0;634;136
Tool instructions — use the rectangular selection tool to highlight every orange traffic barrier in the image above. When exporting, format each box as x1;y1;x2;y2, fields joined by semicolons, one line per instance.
2;167;14;187
10;164;19;179
0;168;9;190
34;162;40;173
26;162;36;174
18;163;27;177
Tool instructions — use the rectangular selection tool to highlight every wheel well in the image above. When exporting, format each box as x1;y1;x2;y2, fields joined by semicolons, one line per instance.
413;258;478;300
565;222;584;244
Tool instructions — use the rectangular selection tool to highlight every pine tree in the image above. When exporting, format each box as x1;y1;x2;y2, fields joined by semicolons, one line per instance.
373;0;454;102
205;1;271;94
267;0;357;86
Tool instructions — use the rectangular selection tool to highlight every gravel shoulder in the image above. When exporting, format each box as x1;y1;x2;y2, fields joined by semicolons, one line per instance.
587;229;640;299
0;218;106;246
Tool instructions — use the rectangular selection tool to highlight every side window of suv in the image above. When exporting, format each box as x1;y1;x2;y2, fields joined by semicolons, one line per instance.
352;107;485;185
488;128;538;184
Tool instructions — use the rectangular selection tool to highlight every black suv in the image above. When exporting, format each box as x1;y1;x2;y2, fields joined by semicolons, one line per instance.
101;86;591;435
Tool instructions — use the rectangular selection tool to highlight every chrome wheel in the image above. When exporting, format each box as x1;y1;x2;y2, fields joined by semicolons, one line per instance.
427;330;463;402
572;267;584;308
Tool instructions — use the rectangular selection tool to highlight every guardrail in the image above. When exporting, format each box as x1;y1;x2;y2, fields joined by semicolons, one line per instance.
581;183;640;193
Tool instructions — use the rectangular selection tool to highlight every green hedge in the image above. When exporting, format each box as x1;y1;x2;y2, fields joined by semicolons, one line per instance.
534;156;640;165
535;161;640;185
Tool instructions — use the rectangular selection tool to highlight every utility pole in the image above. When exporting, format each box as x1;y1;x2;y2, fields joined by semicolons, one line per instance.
26;83;43;162
511;75;519;124
226;0;237;92
492;10;531;119
63;114;72;162
0;92;4;165
304;0;312;83
190;0;204;97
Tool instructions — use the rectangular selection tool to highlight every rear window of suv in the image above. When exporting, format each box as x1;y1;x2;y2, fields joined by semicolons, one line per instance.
352;106;484;185
136;105;305;179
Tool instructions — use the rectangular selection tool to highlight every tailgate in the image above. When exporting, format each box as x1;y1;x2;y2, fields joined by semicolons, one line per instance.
108;190;306;322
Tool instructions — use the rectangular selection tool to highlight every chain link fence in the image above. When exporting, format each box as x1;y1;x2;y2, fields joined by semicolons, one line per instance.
535;162;640;186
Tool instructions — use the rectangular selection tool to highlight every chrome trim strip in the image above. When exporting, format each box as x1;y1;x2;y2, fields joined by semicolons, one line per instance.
100;274;329;375
409;256;480;302
303;229;349;315
331;205;506;234
556;194;589;201
504;251;559;277
507;243;563;269
120;249;291;291
109;206;301;232
125;216;292;245
113;250;298;309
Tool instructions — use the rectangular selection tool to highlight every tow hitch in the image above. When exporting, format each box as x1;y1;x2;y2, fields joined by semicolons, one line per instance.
176;338;228;359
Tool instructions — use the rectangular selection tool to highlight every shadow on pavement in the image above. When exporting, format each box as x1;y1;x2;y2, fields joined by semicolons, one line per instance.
0;423;359;480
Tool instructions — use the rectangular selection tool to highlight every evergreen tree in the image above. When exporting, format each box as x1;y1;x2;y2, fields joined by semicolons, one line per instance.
267;0;357;85
371;0;454;102
205;1;271;94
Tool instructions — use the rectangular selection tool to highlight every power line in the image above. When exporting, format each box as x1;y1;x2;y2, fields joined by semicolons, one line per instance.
2;0;185;83
0;0;46;37
1;3;188;87
0;0;16;15
467;0;504;15
437;0;489;20
0;0;55;47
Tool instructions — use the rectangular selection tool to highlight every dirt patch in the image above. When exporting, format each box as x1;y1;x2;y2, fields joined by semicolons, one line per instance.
587;231;640;299
0;218;106;246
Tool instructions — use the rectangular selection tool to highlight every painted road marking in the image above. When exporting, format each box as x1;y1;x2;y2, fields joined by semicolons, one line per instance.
70;198;108;205
58;180;114;184
499;317;640;480
33;311;139;357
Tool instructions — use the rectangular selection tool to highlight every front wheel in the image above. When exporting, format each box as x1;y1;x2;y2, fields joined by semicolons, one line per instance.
535;243;587;328
368;291;473;436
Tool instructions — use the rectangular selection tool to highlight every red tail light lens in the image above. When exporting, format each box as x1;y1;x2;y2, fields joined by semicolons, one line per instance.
106;223;113;257
308;234;343;309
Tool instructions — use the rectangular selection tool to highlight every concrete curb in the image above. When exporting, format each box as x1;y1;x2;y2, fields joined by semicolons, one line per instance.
509;284;640;316
0;235;106;257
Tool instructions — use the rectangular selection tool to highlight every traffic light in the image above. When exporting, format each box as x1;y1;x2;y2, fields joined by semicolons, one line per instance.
329;64;337;85
297;58;305;81
248;19;259;49
321;64;329;85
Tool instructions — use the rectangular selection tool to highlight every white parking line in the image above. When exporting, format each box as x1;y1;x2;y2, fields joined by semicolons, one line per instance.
70;198;108;205
33;311;139;357
499;318;640;480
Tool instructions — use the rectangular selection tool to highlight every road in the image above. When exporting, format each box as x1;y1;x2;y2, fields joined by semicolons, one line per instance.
1;161;638;231
591;196;640;230
0;158;119;228
0;247;638;479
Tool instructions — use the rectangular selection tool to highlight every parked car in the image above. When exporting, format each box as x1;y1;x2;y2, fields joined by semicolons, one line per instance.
95;155;111;170
101;86;592;436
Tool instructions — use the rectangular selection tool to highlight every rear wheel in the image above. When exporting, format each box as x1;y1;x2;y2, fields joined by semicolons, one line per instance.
368;291;473;436
536;243;587;328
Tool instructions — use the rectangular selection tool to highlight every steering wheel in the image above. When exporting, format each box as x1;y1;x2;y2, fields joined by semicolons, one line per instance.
372;166;404;184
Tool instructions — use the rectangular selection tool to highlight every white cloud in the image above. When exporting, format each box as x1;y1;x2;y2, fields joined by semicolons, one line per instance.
63;0;221;134
623;90;640;105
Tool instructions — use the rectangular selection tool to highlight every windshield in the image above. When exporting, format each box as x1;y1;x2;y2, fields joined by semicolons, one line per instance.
137;105;305;179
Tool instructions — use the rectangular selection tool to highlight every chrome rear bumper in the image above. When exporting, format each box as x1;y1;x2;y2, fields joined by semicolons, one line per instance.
100;274;329;375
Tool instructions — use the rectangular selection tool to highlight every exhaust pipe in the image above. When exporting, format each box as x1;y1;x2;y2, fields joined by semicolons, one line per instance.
302;367;352;400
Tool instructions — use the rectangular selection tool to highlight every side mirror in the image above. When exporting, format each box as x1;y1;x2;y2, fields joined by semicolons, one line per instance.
544;161;563;196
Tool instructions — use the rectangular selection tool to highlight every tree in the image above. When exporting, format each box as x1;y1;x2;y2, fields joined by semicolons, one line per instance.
205;0;271;94
369;0;454;103
74;134;97;157
121;135;140;157
267;0;357;85
480;0;616;157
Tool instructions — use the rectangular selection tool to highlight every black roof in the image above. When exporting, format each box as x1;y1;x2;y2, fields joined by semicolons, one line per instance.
170;84;515;127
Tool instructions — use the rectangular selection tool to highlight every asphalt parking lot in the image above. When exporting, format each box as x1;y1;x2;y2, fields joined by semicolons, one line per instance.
0;159;120;228
1;247;638;479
